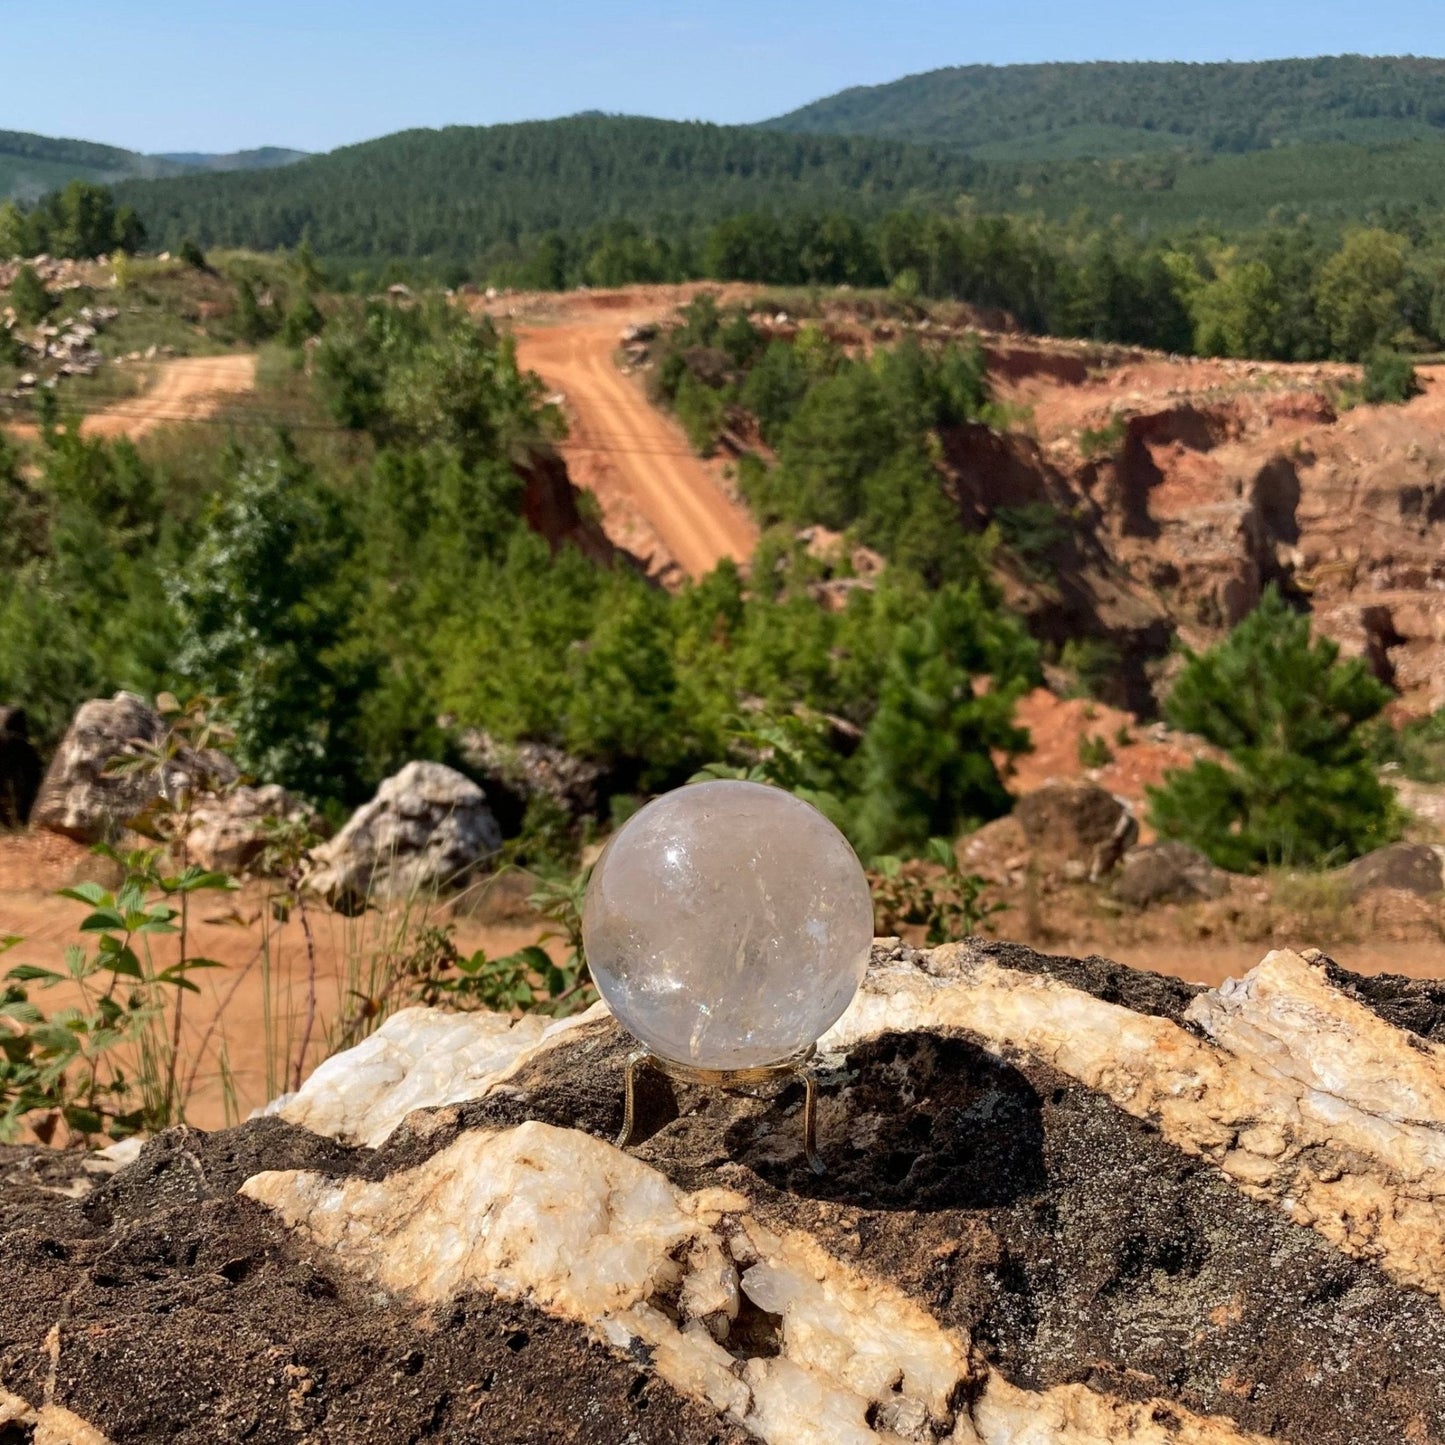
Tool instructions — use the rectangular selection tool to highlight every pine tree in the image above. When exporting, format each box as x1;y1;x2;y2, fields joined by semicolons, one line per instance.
853;583;1035;856
1147;587;1398;870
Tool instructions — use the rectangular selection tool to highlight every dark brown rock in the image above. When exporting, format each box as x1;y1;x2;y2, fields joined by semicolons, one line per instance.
1013;780;1138;879
1113;839;1231;907
1344;841;1445;900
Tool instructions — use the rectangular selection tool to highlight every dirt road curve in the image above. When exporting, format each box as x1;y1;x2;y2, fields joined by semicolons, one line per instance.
4;353;258;442
506;290;758;578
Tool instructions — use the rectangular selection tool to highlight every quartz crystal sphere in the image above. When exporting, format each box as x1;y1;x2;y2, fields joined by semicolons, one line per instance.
583;779;874;1072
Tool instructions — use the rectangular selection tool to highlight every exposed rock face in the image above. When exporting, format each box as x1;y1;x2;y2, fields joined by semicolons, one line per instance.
0;705;42;827
7;940;1445;1441
1344;840;1445;899
183;784;315;875
29;693;236;843
1014;780;1138;879
1114;840;1230;907
958;345;1445;713
303;760;502;910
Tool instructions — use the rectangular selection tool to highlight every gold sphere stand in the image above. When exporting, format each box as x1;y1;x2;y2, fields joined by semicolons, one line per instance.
615;1045;826;1175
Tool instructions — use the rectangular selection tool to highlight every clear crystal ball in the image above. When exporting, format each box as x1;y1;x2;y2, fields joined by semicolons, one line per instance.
583;780;874;1072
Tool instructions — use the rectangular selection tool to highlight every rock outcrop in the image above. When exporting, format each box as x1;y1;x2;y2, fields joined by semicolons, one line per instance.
1114;840;1230;907
29;693;236;843
0;706;42;827
303;760;502;911
1344;840;1445;900
7;940;1445;1441
1013;780;1138;879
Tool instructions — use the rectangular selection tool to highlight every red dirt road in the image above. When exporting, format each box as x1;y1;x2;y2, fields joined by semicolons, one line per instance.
517;315;757;577
3;354;258;443
494;287;758;578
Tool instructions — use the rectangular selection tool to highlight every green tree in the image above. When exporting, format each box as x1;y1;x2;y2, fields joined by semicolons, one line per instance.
1147;588;1398;870
1361;348;1420;405
232;278;274;344
853;583;1037;856
8;264;53;325
1314;229;1407;361
169;450;373;801
1190;255;1282;358
0;201;32;259
280;289;325;347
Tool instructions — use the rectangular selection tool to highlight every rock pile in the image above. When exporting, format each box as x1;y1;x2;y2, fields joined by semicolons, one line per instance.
5;941;1445;1440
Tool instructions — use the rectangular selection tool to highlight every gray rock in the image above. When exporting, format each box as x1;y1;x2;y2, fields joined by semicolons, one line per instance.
304;761;502;911
29;693;236;843
458;730;603;828
0;706;42;828
1345;842;1445;901
1013;781;1139;880
185;784;316;875
1113;840;1230;908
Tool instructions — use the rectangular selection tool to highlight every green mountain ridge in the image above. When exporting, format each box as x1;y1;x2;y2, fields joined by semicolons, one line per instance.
764;55;1445;160
0;130;307;202
113;116;987;262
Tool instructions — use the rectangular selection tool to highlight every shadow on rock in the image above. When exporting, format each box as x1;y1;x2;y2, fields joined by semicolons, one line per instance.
728;1032;1048;1212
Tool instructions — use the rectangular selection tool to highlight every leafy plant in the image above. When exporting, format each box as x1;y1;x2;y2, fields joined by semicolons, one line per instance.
1366;708;1445;785
393;867;596;1018
1078;415;1128;460
1077;733;1113;769
0;851;233;1143
994;501;1068;581
869;837;1004;943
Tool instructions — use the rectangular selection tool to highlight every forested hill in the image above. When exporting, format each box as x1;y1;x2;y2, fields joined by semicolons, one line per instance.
116;116;986;261
0;130;306;203
764;55;1445;160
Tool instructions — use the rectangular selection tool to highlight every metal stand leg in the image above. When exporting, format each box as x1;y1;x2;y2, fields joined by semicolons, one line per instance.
615;1050;649;1149
613;1047;825;1174
799;1064;825;1175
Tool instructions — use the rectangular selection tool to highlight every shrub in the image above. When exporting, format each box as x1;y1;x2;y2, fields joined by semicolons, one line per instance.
1361;348;1421;405
673;370;729;455
7;264;53;325
1147;587;1398;870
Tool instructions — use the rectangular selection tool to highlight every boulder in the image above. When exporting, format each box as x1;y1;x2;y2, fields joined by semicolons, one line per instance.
0;705;42;827
1344;841;1445;900
29;692;236;843
184;784;316;875
303;761;502;910
457;729;604;832
1013;780;1138;880
11;941;1445;1440
1113;839;1231;907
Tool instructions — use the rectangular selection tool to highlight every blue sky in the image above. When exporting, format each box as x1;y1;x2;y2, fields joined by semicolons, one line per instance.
4;1;1445;155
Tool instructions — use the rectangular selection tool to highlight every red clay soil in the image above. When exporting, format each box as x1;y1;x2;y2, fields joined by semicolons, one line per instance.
1002;687;1224;837
0;833;564;1132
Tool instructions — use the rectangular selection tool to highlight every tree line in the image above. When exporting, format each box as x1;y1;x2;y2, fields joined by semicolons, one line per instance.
0;180;145;260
